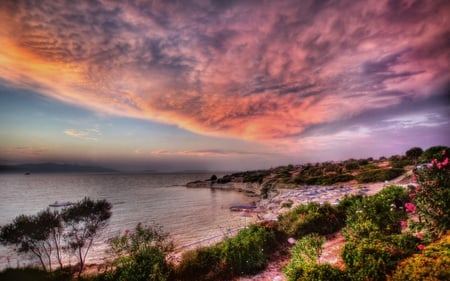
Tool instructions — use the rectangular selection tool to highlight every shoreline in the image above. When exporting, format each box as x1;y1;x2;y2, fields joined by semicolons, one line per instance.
4;178;412;276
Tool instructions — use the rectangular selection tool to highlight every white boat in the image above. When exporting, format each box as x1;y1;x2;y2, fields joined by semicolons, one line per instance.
49;201;73;207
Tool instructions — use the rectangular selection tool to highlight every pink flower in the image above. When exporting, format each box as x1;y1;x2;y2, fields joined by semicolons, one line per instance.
411;174;417;183
417;244;424;251
400;221;407;227
405;202;416;213
415;232;423;239
409;193;416;199
437;163;443;169
125;229;130;235
443;157;449;166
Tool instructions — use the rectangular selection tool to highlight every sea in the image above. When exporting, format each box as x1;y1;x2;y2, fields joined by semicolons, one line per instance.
0;172;255;270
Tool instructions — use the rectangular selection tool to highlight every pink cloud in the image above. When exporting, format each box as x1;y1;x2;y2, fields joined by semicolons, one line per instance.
0;0;449;144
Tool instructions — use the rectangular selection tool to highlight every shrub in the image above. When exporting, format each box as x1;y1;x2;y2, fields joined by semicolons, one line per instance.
220;224;276;277
342;234;419;281
410;152;450;238
277;202;344;238
175;224;276;280
0;267;72;281
343;186;409;240
389;232;450;281
420;145;449;162
301;264;348;281
175;246;223;281
343;238;396;281
102;223;173;281
283;233;325;281
356;168;404;183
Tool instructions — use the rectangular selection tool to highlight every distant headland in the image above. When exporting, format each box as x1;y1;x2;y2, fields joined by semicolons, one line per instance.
0;163;117;174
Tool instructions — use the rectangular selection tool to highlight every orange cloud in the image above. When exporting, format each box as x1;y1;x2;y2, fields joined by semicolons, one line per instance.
1;0;449;144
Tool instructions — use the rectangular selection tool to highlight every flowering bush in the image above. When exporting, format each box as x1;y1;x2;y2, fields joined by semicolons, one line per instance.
410;148;450;238
389;231;450;281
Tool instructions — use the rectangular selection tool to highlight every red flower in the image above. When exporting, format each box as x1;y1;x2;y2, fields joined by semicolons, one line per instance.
400;221;407;227
405;202;416;213
125;229;130;235
417;244;424;251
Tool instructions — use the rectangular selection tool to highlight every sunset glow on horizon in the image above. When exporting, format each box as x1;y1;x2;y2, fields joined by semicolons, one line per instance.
0;0;449;171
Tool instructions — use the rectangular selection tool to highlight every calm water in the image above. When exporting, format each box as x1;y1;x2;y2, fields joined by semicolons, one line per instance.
0;173;254;269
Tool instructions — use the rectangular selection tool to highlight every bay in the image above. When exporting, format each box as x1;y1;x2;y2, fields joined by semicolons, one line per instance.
0;172;254;269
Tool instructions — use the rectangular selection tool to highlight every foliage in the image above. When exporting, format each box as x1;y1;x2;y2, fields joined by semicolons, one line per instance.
102;223;173;281
175;246;223;281
389;232;450;281
420;145;449;162
61;198;112;275
174;224;276;280
283;233;325;281
356;168;404;183
344;160;360;170
410;150;450;238
0;267;73;281
343;185;409;241
300;264;348;281
342;237;398;281
299;174;354;185
277;202;344;238
0;209;62;271
220;224;276;277
405;147;423;160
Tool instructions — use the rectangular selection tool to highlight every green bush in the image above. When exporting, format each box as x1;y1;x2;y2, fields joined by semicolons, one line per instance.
343;186;409;240
277;202;344;238
175;246;222;281
356;168;404;183
283;233;325;281
389;232;450;281
0;267;72;281
342;234;419;281
220;224;276;277
175;224;276;280
301;264;349;281
101;223;173;281
342;238;397;281
304;174;354;185
420;146;449;162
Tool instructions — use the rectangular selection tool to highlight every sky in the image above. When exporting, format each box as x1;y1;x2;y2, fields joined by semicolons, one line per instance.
0;0;449;171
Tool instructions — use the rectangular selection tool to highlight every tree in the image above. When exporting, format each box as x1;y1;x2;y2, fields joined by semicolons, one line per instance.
420;146;449;162
61;197;112;275
405;147;423;164
0;209;61;271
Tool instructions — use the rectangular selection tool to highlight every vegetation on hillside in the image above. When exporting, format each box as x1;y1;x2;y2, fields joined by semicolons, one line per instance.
0;145;448;281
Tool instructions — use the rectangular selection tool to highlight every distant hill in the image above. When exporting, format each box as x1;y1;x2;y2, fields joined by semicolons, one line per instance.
0;163;117;174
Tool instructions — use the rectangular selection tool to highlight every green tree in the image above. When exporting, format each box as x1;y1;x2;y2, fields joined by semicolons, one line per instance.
61;197;112;275
405;147;423;162
420;145;449;162
0;209;61;271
